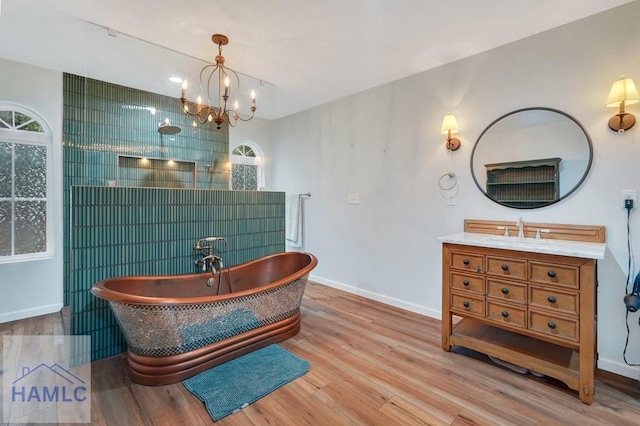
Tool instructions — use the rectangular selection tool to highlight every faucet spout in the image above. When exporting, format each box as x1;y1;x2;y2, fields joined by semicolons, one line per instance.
517;217;525;239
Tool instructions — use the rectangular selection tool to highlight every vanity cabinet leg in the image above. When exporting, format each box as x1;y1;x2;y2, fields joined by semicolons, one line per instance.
442;335;452;352
579;383;594;405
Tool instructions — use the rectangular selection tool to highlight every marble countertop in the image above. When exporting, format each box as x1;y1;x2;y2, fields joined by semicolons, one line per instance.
437;232;606;260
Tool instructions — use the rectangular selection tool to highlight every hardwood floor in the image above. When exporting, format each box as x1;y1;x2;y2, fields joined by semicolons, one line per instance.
2;282;639;425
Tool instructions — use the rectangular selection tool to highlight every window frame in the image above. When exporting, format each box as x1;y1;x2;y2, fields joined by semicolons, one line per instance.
0;103;53;264
229;141;264;191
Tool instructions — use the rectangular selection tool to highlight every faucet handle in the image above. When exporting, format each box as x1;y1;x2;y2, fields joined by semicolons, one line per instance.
535;228;550;240
497;226;510;237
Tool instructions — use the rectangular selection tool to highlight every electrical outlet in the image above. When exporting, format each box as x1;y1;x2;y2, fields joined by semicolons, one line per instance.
621;189;637;209
446;191;456;206
347;193;360;205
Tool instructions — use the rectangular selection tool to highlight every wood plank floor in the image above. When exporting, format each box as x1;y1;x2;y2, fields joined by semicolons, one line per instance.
1;282;639;425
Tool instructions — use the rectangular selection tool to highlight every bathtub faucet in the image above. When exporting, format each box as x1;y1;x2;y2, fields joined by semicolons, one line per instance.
194;236;227;251
201;254;223;274
193;236;233;293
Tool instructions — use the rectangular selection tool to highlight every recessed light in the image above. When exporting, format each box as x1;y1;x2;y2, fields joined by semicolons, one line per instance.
169;77;183;84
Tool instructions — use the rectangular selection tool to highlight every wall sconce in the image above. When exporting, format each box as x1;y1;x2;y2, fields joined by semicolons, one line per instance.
441;114;460;151
607;76;639;133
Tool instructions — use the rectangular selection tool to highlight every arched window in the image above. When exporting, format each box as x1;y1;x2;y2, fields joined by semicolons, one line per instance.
0;104;51;262
230;142;264;190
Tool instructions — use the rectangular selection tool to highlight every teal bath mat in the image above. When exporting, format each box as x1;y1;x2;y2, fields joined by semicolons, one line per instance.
183;344;309;421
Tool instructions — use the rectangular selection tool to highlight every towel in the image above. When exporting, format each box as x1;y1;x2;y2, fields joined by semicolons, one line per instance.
286;194;302;247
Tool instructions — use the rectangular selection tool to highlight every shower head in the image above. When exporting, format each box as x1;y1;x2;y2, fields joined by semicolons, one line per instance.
158;123;181;135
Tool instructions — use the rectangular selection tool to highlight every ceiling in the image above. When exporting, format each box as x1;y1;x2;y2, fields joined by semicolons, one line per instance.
0;0;635;120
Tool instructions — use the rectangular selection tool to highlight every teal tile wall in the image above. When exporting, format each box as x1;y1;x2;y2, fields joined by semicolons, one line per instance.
63;73;230;305
70;186;285;360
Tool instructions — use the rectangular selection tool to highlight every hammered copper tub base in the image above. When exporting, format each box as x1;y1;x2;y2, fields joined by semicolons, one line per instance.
126;311;301;385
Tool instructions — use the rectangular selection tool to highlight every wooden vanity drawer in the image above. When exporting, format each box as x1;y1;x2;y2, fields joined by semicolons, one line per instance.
486;256;526;279
529;285;579;315
529;261;579;288
451;272;485;293
528;309;579;342
450;291;485;317
451;252;484;272
487;279;526;304
486;300;526;328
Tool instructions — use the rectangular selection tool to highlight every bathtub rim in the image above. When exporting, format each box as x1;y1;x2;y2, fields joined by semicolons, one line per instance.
90;251;317;306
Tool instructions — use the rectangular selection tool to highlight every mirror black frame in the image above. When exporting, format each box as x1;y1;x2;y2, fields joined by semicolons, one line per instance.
470;107;593;209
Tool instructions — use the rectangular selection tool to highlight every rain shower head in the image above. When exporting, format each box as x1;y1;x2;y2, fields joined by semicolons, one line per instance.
158;122;181;135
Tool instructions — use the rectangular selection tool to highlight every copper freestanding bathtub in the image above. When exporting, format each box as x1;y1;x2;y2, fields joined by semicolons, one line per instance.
91;251;317;385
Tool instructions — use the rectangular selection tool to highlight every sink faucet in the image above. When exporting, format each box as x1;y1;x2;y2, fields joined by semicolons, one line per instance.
516;217;525;239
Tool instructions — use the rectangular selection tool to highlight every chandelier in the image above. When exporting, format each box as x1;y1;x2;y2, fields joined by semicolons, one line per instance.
180;34;256;130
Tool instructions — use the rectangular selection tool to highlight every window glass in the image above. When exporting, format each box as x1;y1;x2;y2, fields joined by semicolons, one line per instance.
231;164;259;190
0;142;11;197
232;145;255;157
0;200;10;256
15;201;46;254
0;111;12;128
15;144;46;198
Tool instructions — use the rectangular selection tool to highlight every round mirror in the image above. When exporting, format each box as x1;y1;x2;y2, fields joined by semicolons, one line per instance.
470;107;593;209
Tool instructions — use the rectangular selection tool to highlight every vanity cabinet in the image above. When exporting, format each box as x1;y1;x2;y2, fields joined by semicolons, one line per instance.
440;220;605;405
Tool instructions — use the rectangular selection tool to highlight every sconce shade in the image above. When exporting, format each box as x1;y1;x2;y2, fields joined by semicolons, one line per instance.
607;78;640;107
607;77;639;133
441;114;459;134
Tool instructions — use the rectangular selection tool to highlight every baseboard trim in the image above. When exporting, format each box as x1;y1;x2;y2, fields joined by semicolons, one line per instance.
0;303;63;324
597;357;640;380
309;274;441;320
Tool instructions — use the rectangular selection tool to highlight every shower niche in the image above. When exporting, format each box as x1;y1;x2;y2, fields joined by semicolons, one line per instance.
117;155;196;188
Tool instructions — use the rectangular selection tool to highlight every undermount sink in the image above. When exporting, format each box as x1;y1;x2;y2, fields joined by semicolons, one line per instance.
484;236;550;245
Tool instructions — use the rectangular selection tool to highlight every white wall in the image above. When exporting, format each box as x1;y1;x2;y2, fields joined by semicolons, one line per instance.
266;2;640;379
0;58;64;321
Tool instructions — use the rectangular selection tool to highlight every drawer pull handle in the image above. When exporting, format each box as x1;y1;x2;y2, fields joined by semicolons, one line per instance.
547;321;557;330
463;259;470;265
501;311;509;318
501;287;509;295
463;301;470;308
547;296;557;304
547;270;557;278
501;264;509;271
463;280;470;286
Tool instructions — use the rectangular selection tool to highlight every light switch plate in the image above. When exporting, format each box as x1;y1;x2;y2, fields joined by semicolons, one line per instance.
347;193;360;204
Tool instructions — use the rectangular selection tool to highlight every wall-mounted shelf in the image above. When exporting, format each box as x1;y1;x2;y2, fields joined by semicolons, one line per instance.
485;158;561;208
